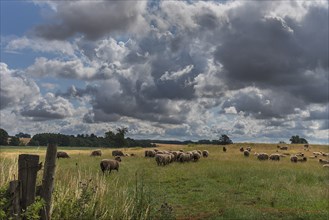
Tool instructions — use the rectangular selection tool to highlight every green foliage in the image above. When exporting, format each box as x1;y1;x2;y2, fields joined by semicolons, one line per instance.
218;134;233;145
0;128;9;146
105;127;128;148
52;179;106;220
21;197;45;220
15;132;31;138
290;135;308;144
0;185;10;220
9;137;20;146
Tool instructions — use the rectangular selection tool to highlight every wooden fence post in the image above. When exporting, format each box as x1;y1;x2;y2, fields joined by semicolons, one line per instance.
40;143;57;220
8;180;21;219
18;154;40;211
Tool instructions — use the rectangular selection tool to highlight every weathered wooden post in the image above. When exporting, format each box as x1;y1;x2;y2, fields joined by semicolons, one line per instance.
40;143;57;220
8;180;21;219
18;154;40;211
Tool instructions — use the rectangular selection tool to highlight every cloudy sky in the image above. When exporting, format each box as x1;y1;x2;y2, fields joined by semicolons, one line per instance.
0;0;328;143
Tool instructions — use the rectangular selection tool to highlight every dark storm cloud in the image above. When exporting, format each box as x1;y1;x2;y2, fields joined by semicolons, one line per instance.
214;3;328;104
33;1;147;40
307;107;329;121
222;88;305;119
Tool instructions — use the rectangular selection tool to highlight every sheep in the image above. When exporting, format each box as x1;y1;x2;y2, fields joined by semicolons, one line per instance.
243;150;250;157
100;159;120;174
192;152;201;162
295;152;304;157
319;159;329;164
297;157;307;162
269;154;280;161
280;146;288;150
239;147;244;152
197;150;202;155
257;153;269;160
223;147;227;152
290;155;298;163
90;149;102;157
246;147;251;152
179;149;184;152
323;164;329;168
155;154;170;166
202;150;209;158
313;152;322;156
112;150;124;157
178;153;191;163
57;151;70;159
145;150;156;157
322;153;329;157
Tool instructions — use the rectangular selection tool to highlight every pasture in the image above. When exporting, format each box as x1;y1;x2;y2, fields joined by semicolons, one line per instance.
1;143;329;220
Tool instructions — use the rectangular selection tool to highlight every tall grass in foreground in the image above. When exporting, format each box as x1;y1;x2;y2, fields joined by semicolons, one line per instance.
1;144;329;219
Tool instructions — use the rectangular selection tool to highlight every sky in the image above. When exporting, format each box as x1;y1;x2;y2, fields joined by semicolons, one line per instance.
0;0;328;144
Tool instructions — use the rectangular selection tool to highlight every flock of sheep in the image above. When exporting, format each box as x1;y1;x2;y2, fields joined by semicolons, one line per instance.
238;145;329;168
55;144;329;176
145;149;209;166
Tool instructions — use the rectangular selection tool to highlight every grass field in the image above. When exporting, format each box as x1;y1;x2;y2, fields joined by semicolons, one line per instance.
1;143;329;220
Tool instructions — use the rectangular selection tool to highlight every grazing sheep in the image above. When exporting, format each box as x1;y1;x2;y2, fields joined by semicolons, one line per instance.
246;147;251;152
323;164;329;168
297;157;307;162
90;150;102;157
244;150;250;157
319;159;329;164
269;154;280;161
57;151;70;159
202;150;209;158
280;146;288;150
313;152;322;156
115;156;122;162
178;153;191;163
322;153;329;157
145;150;156;157
257;153;269;160
223;147;227;152
239;147;244;152
112;150;124;157
290;155;298;163
295;152;304;157
155;154;170;166
192;152;201;162
100;159;120;174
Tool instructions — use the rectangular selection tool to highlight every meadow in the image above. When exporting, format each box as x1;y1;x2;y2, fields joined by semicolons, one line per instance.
1;143;329;220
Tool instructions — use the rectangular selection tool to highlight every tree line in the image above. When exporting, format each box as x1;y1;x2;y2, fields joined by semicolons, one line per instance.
0;127;308;147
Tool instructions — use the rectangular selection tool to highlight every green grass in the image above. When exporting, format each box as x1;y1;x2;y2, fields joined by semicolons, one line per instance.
1;143;329;219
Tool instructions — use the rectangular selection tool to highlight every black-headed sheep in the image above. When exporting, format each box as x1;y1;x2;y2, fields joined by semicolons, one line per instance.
100;159;120;174
112;150;124;157
319;159;329;164
239;147;244;152
297;157;307;162
269;154;280;161
246;147;251;152
244;150;250;157
257;153;269;160
57;151;70;159
290;155;298;163
202;150;209;158
90;150;102;157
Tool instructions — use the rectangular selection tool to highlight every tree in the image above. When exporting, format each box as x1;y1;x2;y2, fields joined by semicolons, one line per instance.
0;128;9;145
218;134;233;145
9;137;21;146
15;132;31;138
290;135;308;144
105;127;128;147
